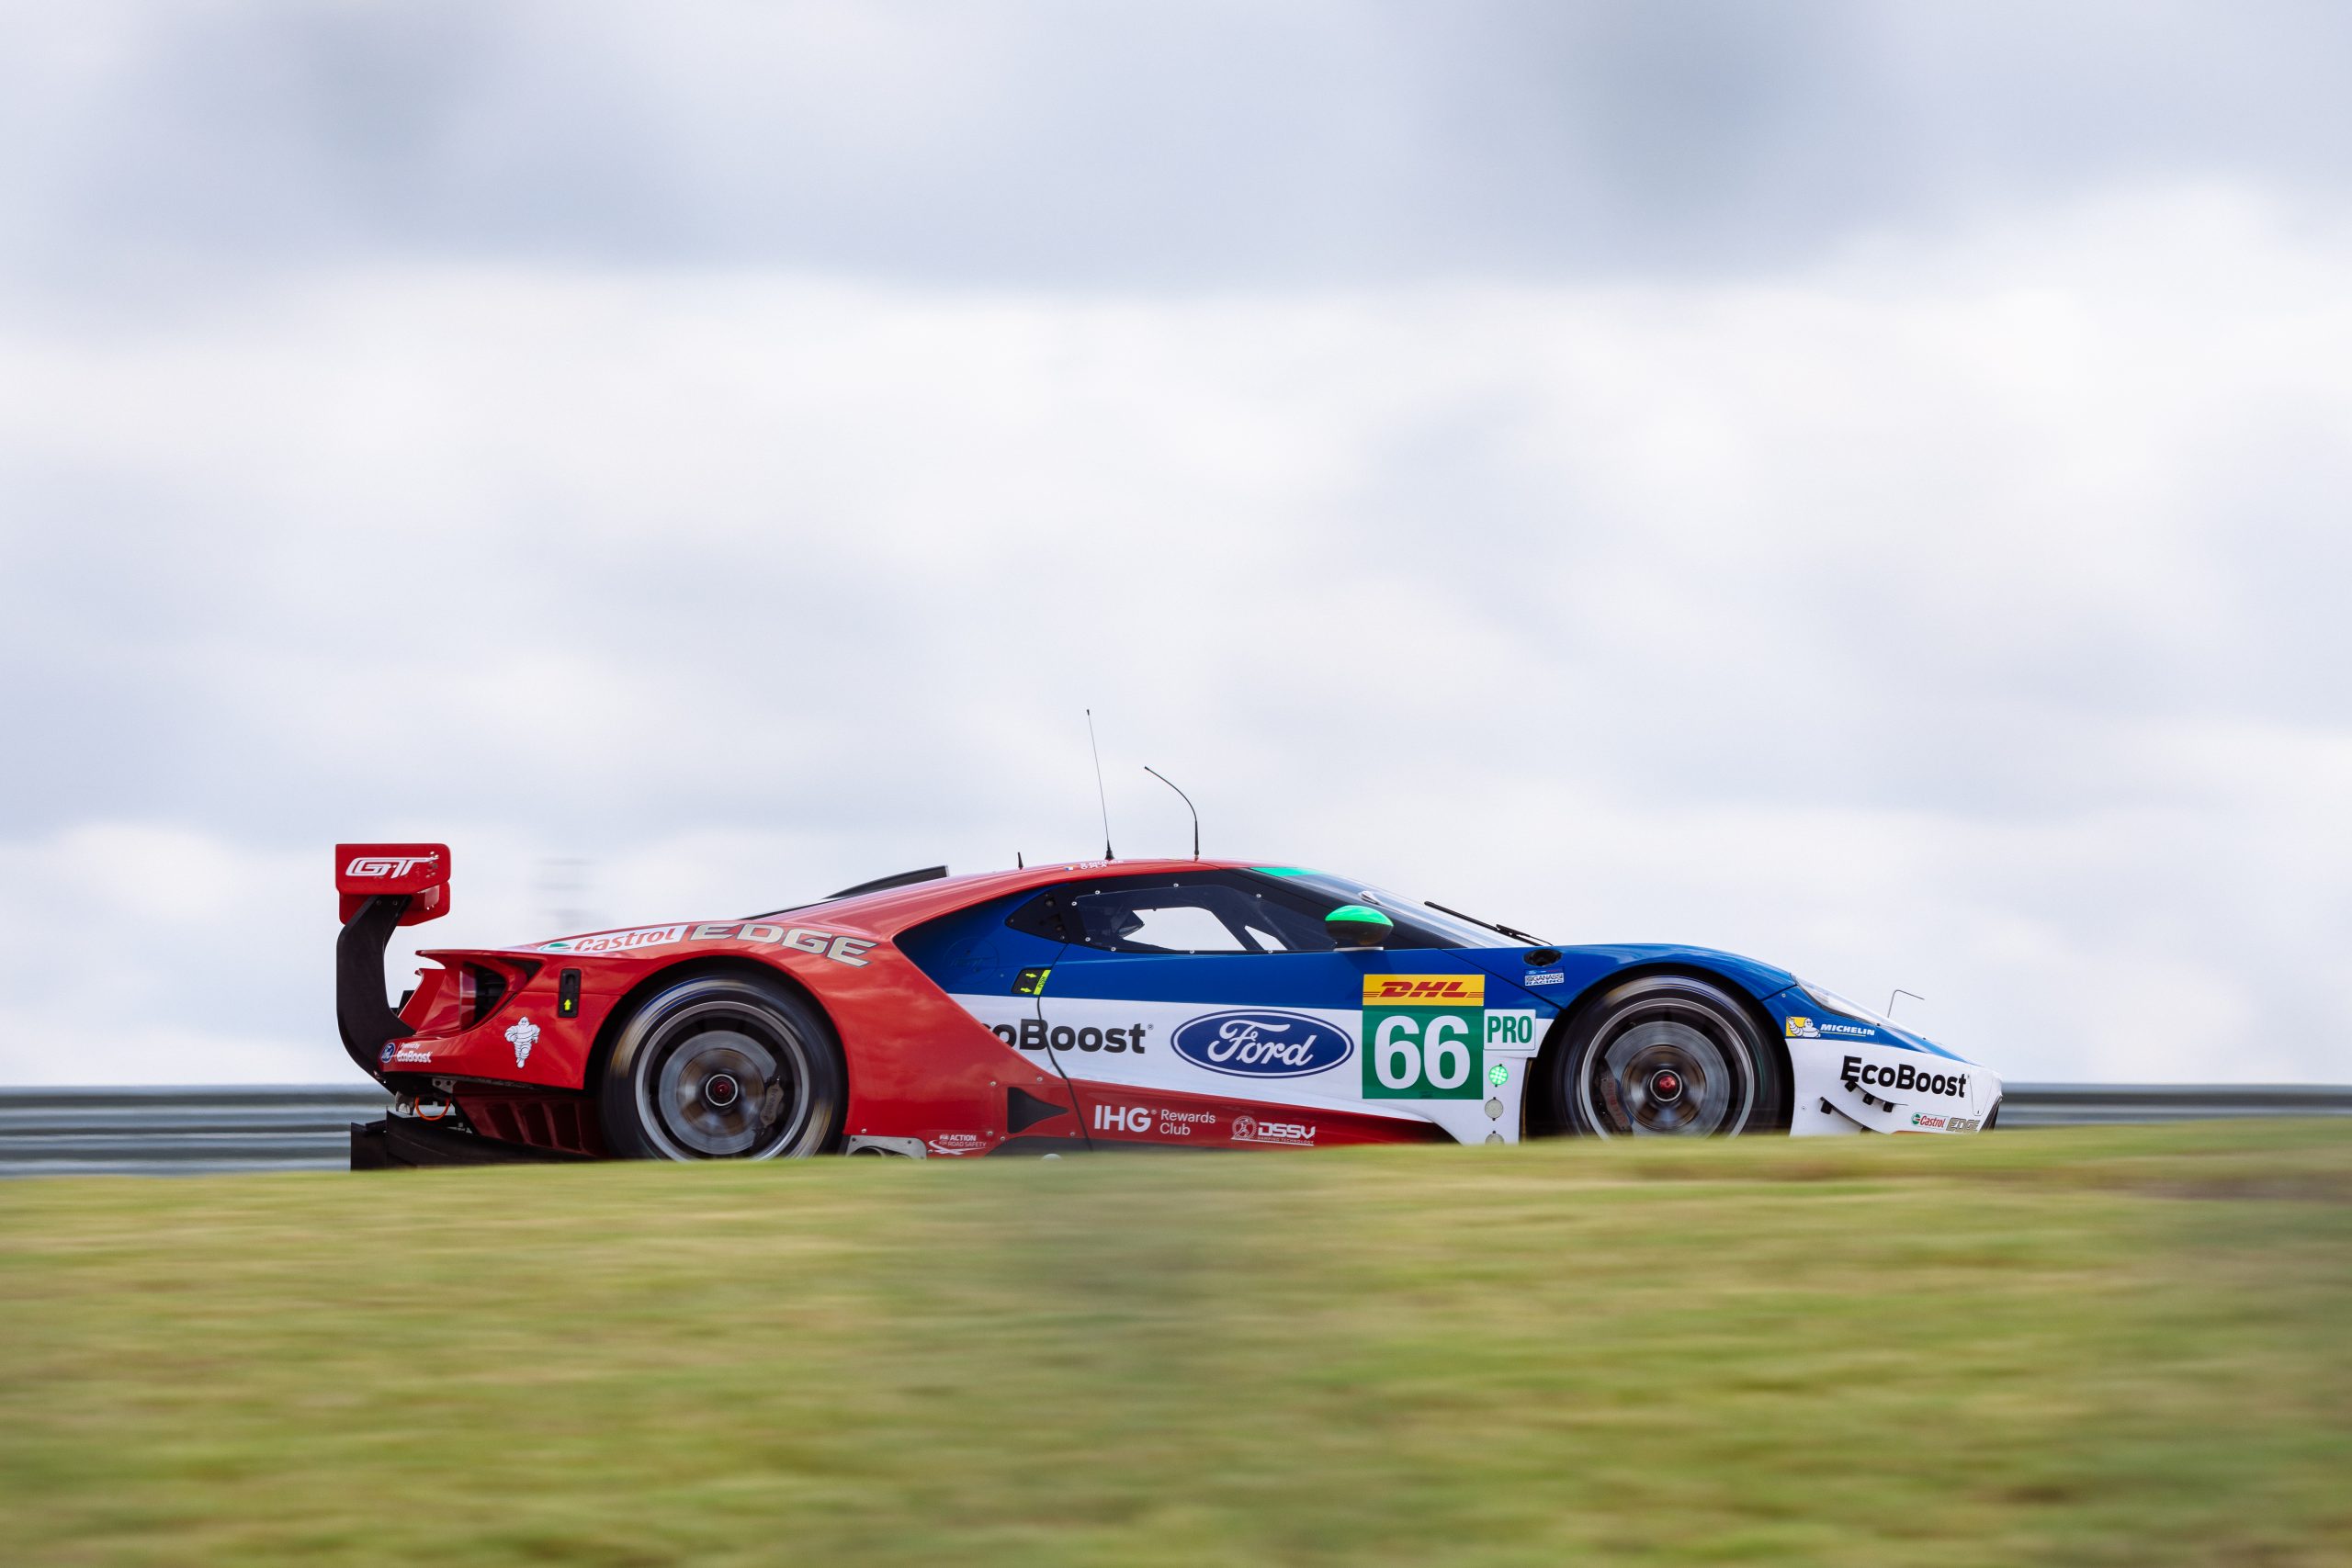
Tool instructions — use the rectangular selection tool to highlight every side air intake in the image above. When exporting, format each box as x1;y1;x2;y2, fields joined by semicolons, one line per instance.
1007;1086;1070;1135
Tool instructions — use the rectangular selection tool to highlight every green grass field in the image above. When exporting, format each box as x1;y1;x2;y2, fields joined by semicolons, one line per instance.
6;1123;2351;1566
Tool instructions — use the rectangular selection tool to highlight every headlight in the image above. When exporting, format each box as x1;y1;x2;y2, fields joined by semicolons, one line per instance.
1797;979;1899;1030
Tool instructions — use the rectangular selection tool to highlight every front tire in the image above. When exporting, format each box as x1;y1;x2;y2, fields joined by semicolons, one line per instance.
599;973;844;1160
1552;974;1784;1138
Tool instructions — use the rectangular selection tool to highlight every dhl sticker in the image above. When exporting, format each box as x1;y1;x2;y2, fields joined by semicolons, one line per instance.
1362;975;1486;1006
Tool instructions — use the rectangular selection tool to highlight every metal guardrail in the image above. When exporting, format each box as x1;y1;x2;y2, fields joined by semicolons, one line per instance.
2;1083;2348;1178
0;1085;390;1177
1992;1083;2352;1128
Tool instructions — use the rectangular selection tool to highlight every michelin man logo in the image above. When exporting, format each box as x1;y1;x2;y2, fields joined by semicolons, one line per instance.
505;1015;541;1070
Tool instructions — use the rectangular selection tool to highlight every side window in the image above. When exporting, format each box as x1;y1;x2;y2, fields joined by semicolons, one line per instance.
1067;883;1258;953
1114;902;1245;953
1010;873;1339;954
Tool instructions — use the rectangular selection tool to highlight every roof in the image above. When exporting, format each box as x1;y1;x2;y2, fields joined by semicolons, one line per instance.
779;857;1261;936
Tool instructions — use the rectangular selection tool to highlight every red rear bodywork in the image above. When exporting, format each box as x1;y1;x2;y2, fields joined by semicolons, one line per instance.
344;856;1449;1162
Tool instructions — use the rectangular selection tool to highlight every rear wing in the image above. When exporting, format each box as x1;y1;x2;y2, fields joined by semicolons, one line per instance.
335;842;451;1080
337;843;450;924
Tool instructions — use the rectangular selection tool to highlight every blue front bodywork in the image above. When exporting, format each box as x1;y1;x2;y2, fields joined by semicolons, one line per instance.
902;892;1797;1032
1453;942;1797;1017
1459;941;1963;1061
893;869;1988;1145
892;874;1963;1062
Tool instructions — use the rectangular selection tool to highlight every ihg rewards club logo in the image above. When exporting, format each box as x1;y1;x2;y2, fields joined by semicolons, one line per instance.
1362;976;1537;1100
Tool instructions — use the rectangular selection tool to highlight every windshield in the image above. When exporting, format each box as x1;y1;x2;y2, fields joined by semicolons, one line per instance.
1248;868;1501;948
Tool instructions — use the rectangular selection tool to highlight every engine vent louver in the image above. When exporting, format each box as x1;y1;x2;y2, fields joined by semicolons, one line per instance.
459;964;508;1029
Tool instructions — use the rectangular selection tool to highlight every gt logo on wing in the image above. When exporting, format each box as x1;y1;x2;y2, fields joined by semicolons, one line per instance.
345;853;440;879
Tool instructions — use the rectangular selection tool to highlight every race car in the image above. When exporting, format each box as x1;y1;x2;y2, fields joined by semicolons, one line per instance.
335;843;2002;1167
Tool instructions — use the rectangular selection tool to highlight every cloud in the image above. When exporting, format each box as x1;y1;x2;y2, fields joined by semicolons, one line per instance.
3;178;2348;1084
7;1;2352;304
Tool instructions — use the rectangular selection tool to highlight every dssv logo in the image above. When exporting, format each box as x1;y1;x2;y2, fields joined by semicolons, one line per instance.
1170;1010;1351;1078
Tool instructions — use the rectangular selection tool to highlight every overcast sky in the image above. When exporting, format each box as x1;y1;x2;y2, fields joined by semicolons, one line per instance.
4;1;2348;1087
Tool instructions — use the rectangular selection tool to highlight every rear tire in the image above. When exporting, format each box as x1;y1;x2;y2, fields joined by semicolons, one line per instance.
599;973;844;1160
1552;974;1783;1138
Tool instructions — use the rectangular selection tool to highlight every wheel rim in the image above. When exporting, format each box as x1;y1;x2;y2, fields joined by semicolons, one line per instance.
635;998;814;1159
1577;1011;1756;1137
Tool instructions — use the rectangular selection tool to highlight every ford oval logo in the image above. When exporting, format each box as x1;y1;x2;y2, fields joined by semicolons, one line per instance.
1170;1010;1352;1077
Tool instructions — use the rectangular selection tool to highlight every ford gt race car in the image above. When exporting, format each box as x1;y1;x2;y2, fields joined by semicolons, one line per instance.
336;844;2002;1168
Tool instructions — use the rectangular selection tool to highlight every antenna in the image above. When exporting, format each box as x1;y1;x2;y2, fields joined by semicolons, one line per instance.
1016;850;1024;869
1085;709;1114;860
1144;766;1199;858
1887;988;1924;1020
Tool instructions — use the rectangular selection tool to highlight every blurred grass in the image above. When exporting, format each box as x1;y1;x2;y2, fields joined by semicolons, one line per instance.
5;1123;2351;1566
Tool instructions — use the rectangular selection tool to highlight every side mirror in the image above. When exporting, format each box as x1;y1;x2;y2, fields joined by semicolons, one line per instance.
1326;903;1395;949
